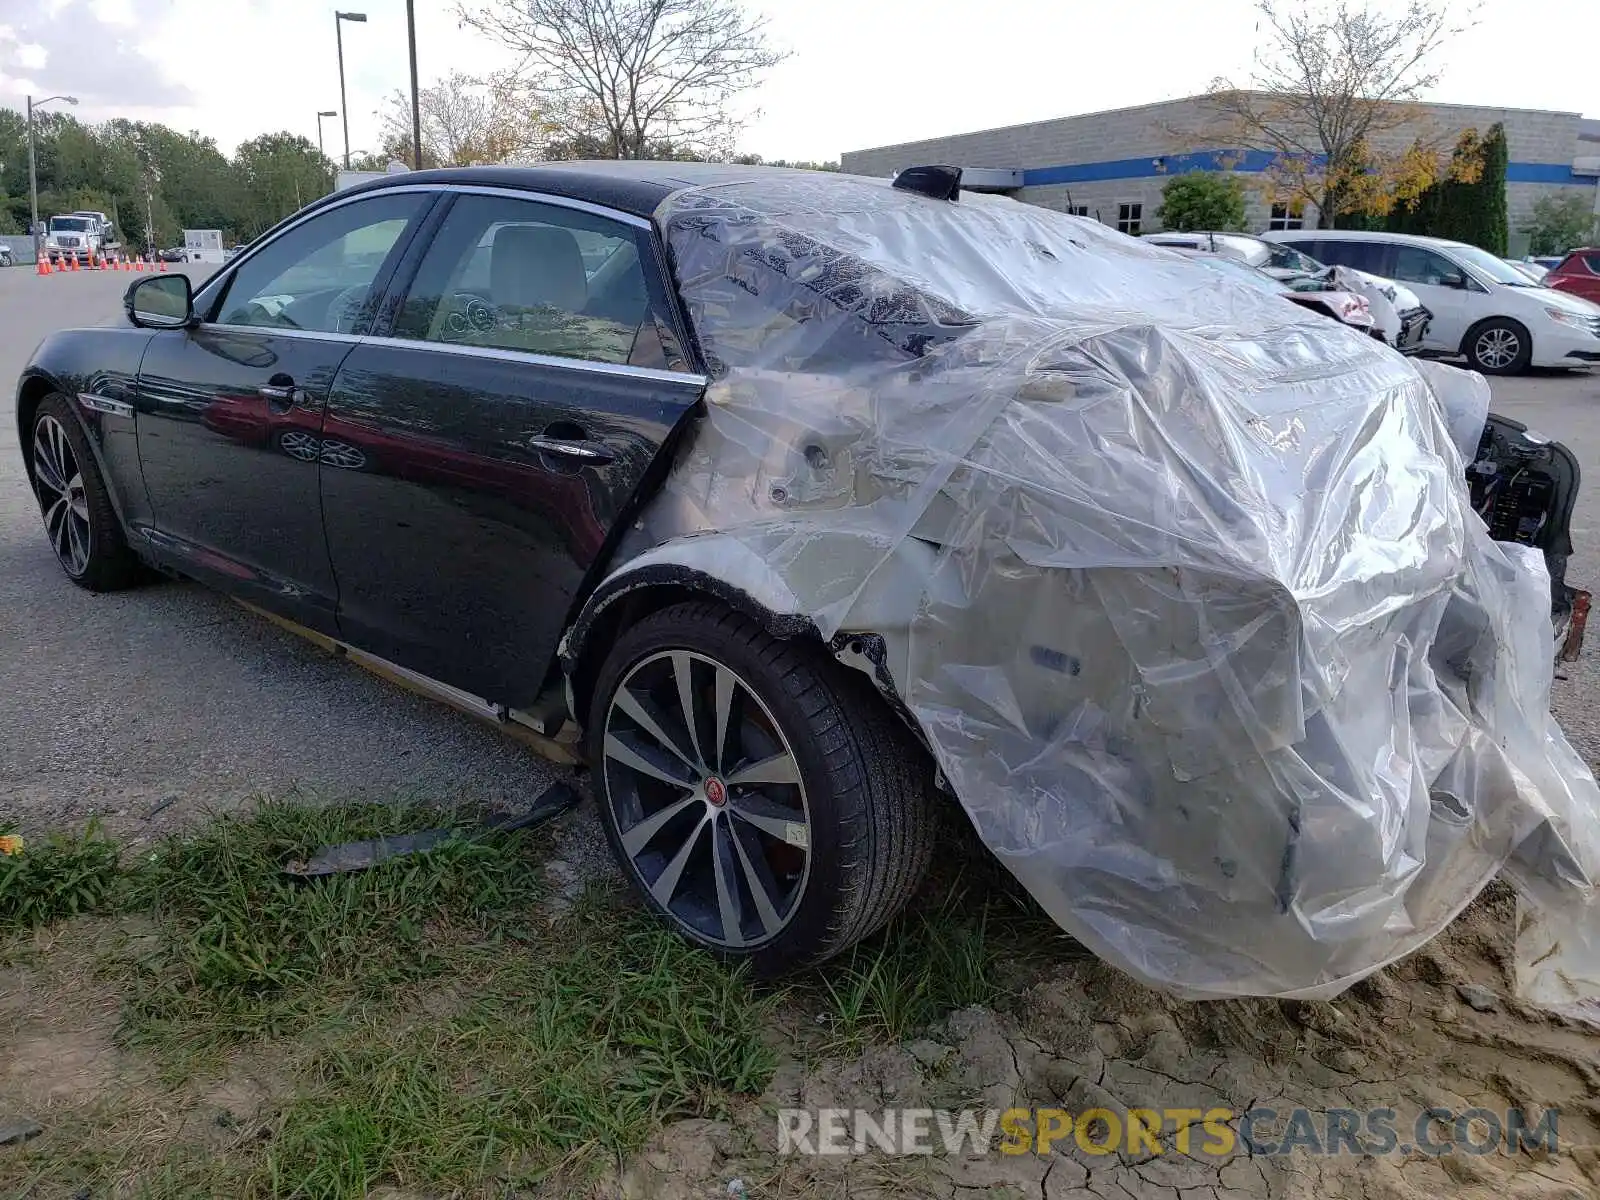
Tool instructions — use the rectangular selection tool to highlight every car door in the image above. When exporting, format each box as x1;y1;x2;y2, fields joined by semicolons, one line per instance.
132;190;434;632
1389;244;1482;354
318;189;706;705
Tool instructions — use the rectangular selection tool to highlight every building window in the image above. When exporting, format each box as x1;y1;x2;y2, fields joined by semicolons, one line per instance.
1268;202;1304;231
1116;203;1142;236
1065;204;1089;217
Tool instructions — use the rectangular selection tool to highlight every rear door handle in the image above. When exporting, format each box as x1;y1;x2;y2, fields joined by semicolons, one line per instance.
527;434;615;464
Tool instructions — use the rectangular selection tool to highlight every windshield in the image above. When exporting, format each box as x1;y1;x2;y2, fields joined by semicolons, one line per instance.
49;218;90;232
1449;243;1537;286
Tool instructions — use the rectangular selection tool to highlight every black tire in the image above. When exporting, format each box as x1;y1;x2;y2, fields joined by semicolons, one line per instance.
28;393;141;591
588;600;937;975
1463;318;1532;375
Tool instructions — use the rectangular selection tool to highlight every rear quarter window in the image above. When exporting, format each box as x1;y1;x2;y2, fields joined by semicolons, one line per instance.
1582;254;1600;276
1310;240;1392;275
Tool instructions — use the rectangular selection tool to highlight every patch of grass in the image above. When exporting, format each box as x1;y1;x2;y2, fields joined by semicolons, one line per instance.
3;798;779;1200
0;819;121;931
811;855;1075;1047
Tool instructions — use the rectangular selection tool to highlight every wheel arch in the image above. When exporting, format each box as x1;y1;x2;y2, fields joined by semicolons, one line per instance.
559;553;821;731
558;530;947;741
14;369;63;477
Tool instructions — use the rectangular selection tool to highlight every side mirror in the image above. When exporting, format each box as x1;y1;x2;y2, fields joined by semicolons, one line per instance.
1439;272;1468;290
125;274;195;329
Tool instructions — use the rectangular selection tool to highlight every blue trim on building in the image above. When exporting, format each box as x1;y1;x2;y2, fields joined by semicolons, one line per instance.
1019;149;1597;188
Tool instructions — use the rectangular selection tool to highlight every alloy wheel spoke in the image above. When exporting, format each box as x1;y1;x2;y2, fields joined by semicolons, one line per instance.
68;477;89;521
66;514;88;572
615;686;698;770
710;816;744;946
44;496;69;548
649;813;707;908
727;751;800;787
712;665;736;773
671;652;704;767
620;791;702;858
729;792;809;849
729;818;785;937
604;732;697;789
32;434;66;495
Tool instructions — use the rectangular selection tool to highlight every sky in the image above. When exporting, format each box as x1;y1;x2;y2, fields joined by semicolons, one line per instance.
0;0;1595;166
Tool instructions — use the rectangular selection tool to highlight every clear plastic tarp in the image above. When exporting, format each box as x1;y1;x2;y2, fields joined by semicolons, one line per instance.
639;170;1600;998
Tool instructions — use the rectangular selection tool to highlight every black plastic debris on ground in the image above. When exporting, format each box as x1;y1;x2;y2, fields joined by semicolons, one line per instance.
282;782;580;877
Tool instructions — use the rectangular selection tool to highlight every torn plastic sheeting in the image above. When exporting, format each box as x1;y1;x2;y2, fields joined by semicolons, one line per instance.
642;171;1600;999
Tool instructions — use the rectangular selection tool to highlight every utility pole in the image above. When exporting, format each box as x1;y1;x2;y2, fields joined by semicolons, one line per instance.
26;94;78;263
335;11;367;170
407;0;422;169
317;110;337;157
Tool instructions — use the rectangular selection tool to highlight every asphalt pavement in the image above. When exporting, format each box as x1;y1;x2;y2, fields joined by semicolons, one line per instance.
0;263;571;840
2;263;1599;843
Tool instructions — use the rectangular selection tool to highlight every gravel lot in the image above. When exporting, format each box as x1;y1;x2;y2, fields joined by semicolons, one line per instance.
0;265;574;843
2;264;1598;841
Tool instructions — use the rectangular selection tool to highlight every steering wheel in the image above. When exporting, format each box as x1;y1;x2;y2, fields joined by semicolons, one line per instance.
435;292;499;341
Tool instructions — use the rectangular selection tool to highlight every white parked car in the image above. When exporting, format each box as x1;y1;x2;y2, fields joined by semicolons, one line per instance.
1145;231;1429;353
1262;230;1600;374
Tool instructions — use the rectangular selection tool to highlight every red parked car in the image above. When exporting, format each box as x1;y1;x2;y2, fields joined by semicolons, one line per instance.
1546;248;1600;305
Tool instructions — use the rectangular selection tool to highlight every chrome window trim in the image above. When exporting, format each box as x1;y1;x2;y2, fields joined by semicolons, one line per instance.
357;333;706;386
78;392;134;418
205;324;365;345
198;180;657;330
206;181;651;287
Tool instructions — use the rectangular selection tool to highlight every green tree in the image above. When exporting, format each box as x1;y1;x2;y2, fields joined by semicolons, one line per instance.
1521;194;1595;257
1386;123;1506;253
1155;171;1248;231
233;133;334;236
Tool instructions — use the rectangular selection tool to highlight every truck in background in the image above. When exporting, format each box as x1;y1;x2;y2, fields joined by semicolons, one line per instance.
43;211;122;266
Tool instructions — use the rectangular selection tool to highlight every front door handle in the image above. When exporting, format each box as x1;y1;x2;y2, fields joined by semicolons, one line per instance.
527;434;615;464
258;384;294;402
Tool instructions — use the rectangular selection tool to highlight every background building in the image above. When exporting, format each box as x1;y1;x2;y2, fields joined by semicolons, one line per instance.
841;95;1599;253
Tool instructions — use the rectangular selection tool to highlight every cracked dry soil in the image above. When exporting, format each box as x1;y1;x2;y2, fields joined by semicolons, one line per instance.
603;884;1600;1200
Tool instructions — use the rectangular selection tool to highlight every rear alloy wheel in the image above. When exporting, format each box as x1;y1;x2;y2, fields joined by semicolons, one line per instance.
29;394;141;591
590;601;937;974
1466;319;1532;375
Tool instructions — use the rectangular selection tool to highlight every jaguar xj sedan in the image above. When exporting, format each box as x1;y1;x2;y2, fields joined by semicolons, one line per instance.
18;162;1594;996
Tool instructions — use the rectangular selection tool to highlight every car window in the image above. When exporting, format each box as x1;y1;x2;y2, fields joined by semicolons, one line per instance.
1391;246;1462;286
392;192;653;366
1309;240;1392;275
1265;243;1320;272
213;192;427;334
1582;254;1600;276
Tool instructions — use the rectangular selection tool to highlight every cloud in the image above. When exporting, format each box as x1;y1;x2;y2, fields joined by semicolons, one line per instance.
0;0;193;108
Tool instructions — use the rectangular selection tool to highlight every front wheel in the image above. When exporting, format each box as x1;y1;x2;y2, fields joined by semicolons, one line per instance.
589;601;938;974
1465;319;1532;375
29;394;142;591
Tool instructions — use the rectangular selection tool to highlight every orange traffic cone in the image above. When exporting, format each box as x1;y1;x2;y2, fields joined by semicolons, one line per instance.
36;256;50;276
159;259;167;272
70;254;80;271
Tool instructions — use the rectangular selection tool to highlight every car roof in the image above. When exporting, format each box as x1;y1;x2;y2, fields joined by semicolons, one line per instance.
327;161;865;220
1265;228;1477;251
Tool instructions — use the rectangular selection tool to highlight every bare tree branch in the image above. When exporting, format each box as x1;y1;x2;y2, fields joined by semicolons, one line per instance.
1203;0;1474;226
456;0;789;160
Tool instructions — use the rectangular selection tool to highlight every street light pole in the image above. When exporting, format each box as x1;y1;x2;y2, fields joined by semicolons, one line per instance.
406;0;422;170
317;110;338;157
26;93;78;264
334;11;367;170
